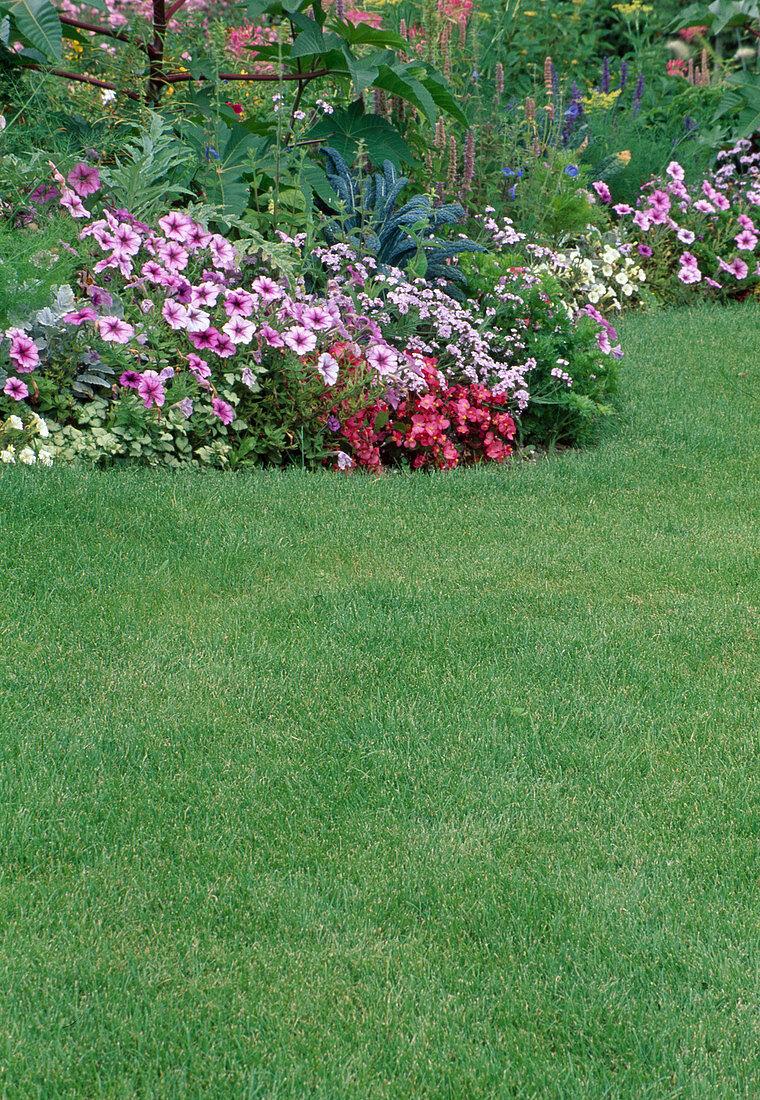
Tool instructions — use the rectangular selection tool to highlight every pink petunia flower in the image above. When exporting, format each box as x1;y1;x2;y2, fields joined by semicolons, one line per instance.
158;211;192;241
302;305;334;330
738;214;756;232
592;181;611;203
59;188;90;219
209;235;236;269
283;326;317;355
365;343;398;374
98;316;134;343
183;305;211;334
189;326;222;351
315;352;339;386
665;161;685;182
137;370;166;408
211;397;234;424
162;299;190;330
190;282;221;309
735;230;758;251
259;324;284;348
186;353;211;380
3;376;29;401
67;162;101;197
612;203;634;216
119;370;141;388
222;316;256;344
224;289;255;318
63;307;98;325
210;333;237;358
9;335;40;372
251;276;282;303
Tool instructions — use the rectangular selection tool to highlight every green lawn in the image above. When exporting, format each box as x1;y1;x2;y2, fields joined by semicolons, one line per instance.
2;302;760;1098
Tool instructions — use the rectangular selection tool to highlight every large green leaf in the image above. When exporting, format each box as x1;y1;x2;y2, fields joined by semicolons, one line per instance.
420;67;469;128
304;100;416;168
373;63;437;124
7;0;61;59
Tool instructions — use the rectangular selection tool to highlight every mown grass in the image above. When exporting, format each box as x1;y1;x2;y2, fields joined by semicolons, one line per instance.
1;301;759;1098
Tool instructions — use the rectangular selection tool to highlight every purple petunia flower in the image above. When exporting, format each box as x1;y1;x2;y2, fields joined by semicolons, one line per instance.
211;397;234;425
119;370;141;389
9;335;40;372
67;162;101;197
4;376;29;401
137;370;166;408
98;316;134;343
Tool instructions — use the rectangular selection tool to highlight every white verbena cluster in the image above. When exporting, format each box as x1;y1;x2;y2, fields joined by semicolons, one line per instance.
525;227;647;314
0;409;53;466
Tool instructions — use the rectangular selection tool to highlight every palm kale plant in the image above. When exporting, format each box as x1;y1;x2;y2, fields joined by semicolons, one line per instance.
318;147;485;298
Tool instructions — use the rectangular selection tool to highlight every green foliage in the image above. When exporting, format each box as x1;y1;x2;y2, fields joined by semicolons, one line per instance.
318;147;484;295
0;213;81;329
99;112;196;218
0;0;61;60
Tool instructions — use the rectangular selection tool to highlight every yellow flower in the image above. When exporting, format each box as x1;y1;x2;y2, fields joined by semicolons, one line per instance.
582;88;621;111
617;150;631;164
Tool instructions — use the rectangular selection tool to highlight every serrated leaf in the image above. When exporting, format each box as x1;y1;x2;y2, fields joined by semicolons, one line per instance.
305;101;416;168
8;0;61;60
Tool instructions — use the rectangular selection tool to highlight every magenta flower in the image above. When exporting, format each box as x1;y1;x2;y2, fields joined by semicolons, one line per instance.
259;324;284;348
284;326;317;355
157;240;189;272
209;236;236;269
63;307;97;326
613;203;634;216
112;224;142;256
738;214;756;232
189;326;221;351
59;188;90;219
211;333;237;358
728;258;749;279
137;370;166;408
67;162;101;197
637;244;653;257
302;305;334;330
211;397;234;424
665;161;685;182
191;282;221;308
9;335;40;372
182;221;212;251
223;289;254;317
88;286;113;308
592;181;611;203
119;370;141;389
735;230;758;251
3;376;29;401
187;353;211;380
251;276;282;303
158;211;192;241
98;316;134;343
